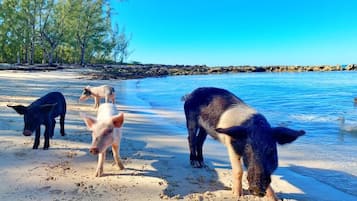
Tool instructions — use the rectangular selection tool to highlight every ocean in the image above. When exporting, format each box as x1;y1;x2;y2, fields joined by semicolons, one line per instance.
117;71;357;197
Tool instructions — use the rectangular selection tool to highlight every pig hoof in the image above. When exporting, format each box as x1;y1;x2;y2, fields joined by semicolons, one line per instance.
117;162;125;170
190;160;205;168
95;169;103;177
232;189;243;197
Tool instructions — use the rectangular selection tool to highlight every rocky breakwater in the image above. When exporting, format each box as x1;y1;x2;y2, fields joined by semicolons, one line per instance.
2;63;356;79
85;64;357;80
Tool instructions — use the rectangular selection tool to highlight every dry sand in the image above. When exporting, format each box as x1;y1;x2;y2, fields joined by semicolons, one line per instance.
0;70;355;201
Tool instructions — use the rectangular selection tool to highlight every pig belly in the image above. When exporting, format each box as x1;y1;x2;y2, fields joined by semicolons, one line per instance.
198;117;228;145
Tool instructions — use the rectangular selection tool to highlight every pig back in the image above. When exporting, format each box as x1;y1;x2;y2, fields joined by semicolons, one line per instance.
185;87;257;143
96;103;117;121
185;87;246;128
30;92;66;118
96;103;122;141
91;85;114;96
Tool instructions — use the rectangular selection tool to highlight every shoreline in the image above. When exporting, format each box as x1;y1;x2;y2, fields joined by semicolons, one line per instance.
1;63;357;80
0;70;356;201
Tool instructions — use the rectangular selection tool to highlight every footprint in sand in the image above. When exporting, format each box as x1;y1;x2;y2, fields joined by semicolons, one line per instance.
50;189;63;194
14;151;27;159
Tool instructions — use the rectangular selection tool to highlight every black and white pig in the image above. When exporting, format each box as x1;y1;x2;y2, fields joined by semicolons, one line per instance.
7;92;66;150
183;87;305;200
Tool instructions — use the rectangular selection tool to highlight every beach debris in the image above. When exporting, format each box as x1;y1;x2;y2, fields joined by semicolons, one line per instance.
338;116;357;133
81;103;125;177
183;87;305;200
79;85;115;108
7;92;66;149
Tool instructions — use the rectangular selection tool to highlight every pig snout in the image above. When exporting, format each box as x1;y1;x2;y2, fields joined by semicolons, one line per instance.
89;147;99;155
247;166;271;197
249;185;266;197
23;130;32;136
79;95;87;102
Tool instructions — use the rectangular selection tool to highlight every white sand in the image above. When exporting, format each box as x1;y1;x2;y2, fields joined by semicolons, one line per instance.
0;70;356;201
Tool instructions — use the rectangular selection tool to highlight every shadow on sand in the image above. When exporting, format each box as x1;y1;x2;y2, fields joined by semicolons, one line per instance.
276;165;357;201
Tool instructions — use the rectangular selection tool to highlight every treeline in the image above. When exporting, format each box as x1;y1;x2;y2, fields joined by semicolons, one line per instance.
0;0;130;66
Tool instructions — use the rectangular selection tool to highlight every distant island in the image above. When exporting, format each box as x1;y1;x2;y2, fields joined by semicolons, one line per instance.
1;63;357;80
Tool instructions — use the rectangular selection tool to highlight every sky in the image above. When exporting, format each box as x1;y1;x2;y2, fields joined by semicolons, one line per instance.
110;0;357;66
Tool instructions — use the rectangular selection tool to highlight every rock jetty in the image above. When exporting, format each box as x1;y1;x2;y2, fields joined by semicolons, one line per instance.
1;63;356;80
84;64;357;80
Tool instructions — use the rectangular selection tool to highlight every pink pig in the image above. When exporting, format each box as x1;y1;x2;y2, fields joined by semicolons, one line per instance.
81;103;125;177
79;85;115;108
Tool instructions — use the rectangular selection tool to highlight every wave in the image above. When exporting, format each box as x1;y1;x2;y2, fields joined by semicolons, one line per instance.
289;114;336;123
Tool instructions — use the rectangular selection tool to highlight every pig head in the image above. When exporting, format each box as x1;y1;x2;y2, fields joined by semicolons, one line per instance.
7;92;66;149
183;87;305;200
216;114;305;197
81;103;125;177
8;104;57;136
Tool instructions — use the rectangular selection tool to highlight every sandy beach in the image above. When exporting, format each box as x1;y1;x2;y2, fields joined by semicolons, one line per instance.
0;70;356;201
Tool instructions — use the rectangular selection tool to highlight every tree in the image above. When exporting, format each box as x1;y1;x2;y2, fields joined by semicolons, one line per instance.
66;0;111;66
18;0;38;64
38;0;66;66
0;0;24;63
0;0;128;65
112;23;132;64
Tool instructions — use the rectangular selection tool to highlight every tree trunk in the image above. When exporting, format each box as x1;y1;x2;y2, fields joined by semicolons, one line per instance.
17;51;20;64
42;49;46;64
80;45;85;66
48;47;54;66
30;1;37;65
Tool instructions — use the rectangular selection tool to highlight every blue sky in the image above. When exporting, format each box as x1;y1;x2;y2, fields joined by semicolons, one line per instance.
110;0;357;66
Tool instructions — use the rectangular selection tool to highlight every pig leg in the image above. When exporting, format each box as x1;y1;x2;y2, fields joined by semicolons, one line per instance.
60;114;65;136
112;143;124;170
227;143;243;196
196;127;207;167
95;152;106;177
107;94;115;104
33;126;41;149
266;186;278;201
94;97;100;108
186;117;199;167
110;95;115;104
50;119;56;138
43;122;53;150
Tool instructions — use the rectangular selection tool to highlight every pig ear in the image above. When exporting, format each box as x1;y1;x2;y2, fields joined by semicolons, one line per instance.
215;126;247;140
112;113;124;128
40;103;57;113
80;113;97;130
7;105;27;115
271;127;305;145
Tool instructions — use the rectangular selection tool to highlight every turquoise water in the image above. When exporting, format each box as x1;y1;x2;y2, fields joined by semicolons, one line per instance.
117;71;357;197
134;71;357;143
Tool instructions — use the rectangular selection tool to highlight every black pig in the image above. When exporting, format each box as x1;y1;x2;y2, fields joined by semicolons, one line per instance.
183;87;305;200
8;92;66;149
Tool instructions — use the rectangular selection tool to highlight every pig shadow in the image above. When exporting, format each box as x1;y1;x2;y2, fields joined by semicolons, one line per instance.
120;121;230;199
276;165;357;201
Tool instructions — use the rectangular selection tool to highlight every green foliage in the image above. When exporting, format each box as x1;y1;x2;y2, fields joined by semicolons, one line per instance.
0;0;130;65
